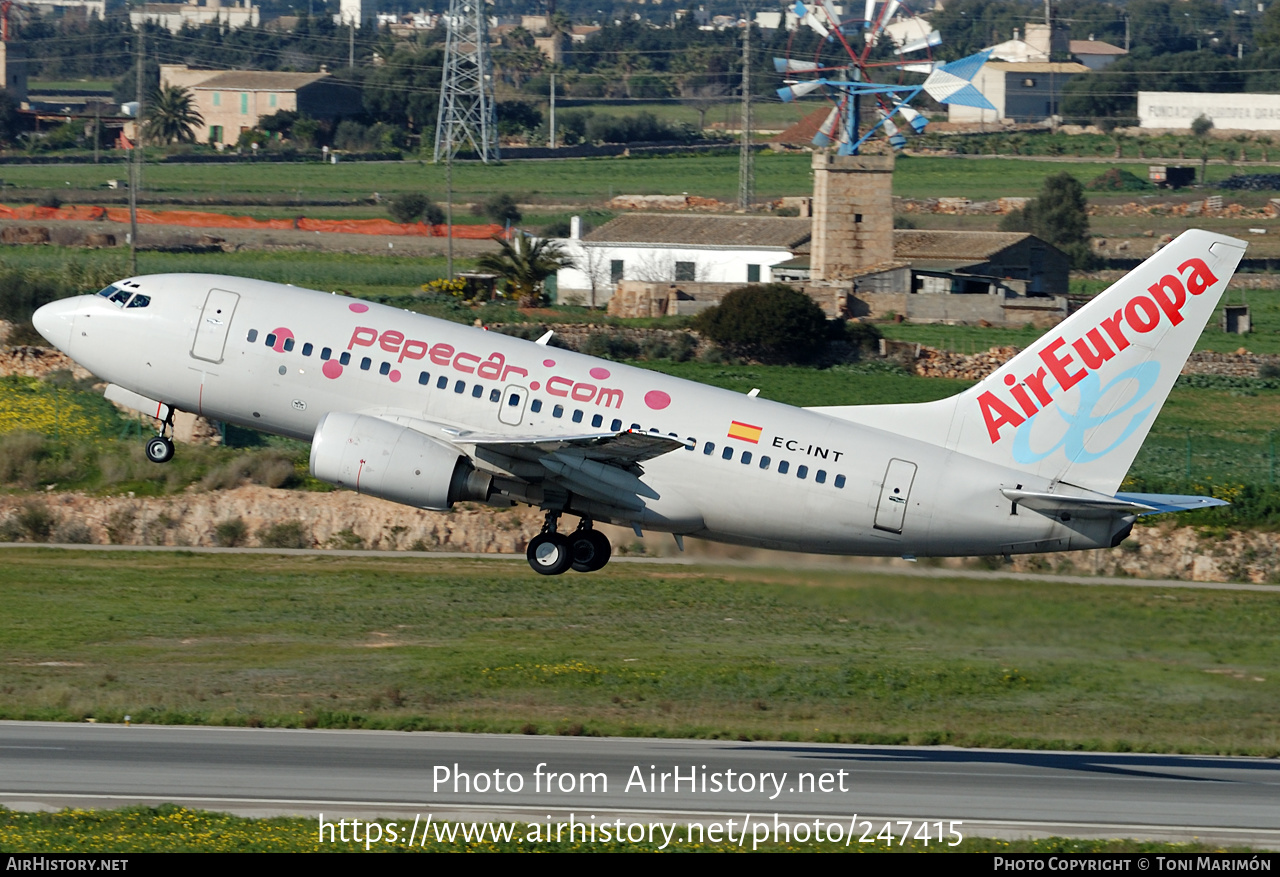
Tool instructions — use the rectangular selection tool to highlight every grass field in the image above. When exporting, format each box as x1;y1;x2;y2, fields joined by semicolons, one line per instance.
0;805;1247;853
0;154;1260;206
0;550;1276;754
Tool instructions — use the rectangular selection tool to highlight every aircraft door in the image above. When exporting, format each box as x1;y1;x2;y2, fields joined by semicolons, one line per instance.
498;384;528;426
191;289;240;364
874;459;917;534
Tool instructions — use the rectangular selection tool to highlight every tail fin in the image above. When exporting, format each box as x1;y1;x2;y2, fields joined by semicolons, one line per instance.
813;230;1246;494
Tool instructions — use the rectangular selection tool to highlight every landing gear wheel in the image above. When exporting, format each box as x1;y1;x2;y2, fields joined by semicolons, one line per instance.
570;529;611;573
145;436;175;464
527;532;573;576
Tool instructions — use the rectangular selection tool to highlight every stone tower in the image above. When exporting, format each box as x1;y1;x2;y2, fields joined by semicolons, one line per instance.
809;153;894;281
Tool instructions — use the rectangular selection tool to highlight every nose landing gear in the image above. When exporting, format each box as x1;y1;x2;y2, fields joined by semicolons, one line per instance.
144;407;176;464
526;513;613;575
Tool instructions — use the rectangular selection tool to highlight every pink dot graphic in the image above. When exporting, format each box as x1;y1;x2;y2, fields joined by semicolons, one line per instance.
388;370;401;383
589;367;611;380
322;360;343;379
542;359;556;368
530;381;541;391
348;302;369;313
644;390;671;410
270;327;295;353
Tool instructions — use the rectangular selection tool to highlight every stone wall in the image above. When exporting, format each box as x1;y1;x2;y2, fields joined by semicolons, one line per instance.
0;487;1274;584
810;153;895;281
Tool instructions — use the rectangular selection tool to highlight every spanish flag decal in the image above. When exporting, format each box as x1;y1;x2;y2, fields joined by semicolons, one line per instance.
727;421;763;444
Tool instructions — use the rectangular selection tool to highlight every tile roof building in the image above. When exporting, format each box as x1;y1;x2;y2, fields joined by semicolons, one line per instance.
160;64;362;148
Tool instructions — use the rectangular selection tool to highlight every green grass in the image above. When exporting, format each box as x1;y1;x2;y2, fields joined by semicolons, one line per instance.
0;805;1255;853
0;550;1277;754
4;153;1259;206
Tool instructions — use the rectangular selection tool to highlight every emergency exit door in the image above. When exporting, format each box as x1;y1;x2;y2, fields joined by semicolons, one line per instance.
874;459;917;534
191;289;240;364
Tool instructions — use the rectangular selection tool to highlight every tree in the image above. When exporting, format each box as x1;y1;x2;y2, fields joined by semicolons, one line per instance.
142;84;203;145
477;193;522;225
388;193;444;225
475;235;575;307
692;284;830;364
999;172;1093;269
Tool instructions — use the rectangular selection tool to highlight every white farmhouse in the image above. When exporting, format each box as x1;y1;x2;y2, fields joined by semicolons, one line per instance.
555;214;812;307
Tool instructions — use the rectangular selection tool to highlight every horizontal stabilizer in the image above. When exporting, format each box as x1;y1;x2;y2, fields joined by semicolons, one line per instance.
1113;493;1229;515
1001;488;1156;517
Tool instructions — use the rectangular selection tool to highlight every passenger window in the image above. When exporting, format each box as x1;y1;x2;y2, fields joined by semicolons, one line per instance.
834;474;846;489
759;456;771;470
340;352;351;366
490;389;500;402
630;423;641;431
321;347;332;360
247;329;258;343
703;442;715;456
552;405;564;418
283;337;295;352
454;380;465;394
126;294;150;309
741;451;752;465
721;447;733;461
418;372;430;385
471;384;483;398
531;399;543;413
360;357;372;371
816;470;826;484
437;376;448;389
797;465;808;479
778;461;790;474
591;414;603;428
301;343;313;357
572;410;583;423
507;392;522;407
685;438;695;450
379;362;390;375
265;333;277;348
611;419;622;431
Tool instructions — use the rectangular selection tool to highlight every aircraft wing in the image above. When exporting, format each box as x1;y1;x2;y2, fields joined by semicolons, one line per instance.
446;429;687;466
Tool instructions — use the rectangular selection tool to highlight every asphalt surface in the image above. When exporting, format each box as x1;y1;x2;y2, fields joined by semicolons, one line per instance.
2;722;1278;847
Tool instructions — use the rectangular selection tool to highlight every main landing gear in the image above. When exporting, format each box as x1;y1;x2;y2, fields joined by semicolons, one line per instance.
526;513;613;576
144;407;176;464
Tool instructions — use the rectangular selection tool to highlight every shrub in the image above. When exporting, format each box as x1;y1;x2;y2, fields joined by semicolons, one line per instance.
692;284;830;364
388;192;429;224
52;521;92;544
213;516;248;548
258;520;310;549
579;333;639;361
475;193;522;225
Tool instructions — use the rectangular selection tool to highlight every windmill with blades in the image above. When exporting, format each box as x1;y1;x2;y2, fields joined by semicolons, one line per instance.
775;0;995;154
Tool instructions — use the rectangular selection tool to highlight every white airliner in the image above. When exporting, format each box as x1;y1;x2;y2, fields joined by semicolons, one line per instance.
32;229;1242;574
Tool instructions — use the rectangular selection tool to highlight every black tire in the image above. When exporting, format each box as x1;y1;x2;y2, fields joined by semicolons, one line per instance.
145;436;175;464
527;533;573;576
570;529;612;573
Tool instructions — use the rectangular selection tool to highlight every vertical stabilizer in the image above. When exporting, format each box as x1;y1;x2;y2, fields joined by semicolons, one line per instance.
811;230;1246;494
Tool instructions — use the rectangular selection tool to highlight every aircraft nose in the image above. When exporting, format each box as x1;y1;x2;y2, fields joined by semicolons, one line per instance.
32;299;76;352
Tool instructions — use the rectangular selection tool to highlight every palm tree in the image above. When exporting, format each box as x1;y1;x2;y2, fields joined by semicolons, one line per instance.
143;84;204;146
476;234;575;308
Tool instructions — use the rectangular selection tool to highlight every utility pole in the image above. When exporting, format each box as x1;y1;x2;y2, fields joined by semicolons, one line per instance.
446;147;454;280
348;21;354;69
738;25;753;210
129;24;143;276
549;71;556;149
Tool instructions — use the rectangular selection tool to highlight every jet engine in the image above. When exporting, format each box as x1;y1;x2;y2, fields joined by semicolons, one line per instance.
310;412;491;510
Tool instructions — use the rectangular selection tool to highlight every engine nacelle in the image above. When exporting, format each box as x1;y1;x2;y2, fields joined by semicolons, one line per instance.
310;412;491;510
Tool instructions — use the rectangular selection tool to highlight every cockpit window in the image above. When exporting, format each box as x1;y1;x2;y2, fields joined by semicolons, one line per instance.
125;294;150;309
97;285;133;307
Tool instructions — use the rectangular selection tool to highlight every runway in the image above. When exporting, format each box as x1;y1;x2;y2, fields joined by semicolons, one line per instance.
2;721;1277;847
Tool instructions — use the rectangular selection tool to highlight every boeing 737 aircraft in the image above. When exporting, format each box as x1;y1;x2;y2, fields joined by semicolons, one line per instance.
32;229;1243;575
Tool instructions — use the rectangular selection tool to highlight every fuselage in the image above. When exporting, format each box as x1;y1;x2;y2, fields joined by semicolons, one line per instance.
34;274;1126;558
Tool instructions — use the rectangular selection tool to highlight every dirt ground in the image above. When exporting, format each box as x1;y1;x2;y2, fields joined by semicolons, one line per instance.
0;218;505;258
